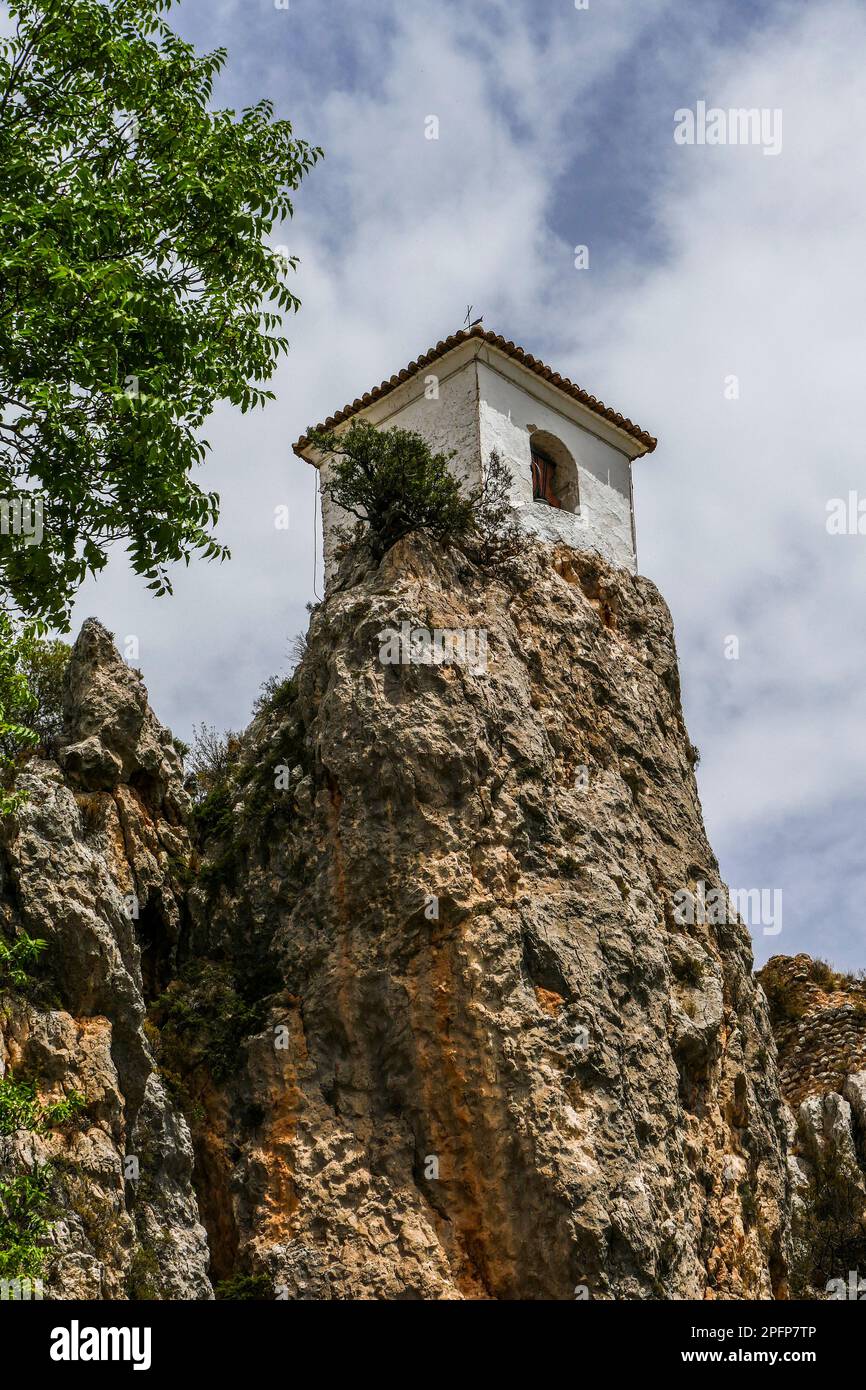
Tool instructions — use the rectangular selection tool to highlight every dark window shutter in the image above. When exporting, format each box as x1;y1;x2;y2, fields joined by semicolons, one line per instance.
531;450;562;508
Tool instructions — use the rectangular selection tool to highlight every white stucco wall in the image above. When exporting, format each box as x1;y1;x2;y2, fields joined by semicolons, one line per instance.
379;356;482;488
319;356;482;581
315;346;638;582
476;360;637;572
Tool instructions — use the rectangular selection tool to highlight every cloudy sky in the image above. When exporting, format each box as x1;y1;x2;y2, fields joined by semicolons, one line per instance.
65;0;866;967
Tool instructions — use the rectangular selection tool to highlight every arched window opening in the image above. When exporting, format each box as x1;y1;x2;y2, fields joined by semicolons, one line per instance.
531;447;561;508
528;431;580;514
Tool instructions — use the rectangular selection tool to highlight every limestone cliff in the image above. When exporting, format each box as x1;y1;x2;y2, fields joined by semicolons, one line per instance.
184;536;790;1299
0;538;796;1299
0;620;211;1298
758;954;866;1292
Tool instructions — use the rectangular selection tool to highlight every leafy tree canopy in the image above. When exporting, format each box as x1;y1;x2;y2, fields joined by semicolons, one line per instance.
0;0;321;626
4;628;69;750
0;612;37;813
0;614;70;810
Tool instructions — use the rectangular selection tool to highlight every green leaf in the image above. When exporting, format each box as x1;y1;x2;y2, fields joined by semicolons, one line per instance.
0;0;321;626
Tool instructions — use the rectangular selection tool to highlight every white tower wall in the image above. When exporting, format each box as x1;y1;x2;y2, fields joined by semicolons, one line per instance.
305;337;646;585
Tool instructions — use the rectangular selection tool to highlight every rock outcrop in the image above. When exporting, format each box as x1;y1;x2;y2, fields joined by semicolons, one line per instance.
758;955;866;1107
758;954;866;1293
0;620;211;1299
184;535;791;1299
0;540;802;1300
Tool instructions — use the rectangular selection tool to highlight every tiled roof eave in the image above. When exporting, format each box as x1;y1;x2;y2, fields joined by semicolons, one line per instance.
292;325;657;457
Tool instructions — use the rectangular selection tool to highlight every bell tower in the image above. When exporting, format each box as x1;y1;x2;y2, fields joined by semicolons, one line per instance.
293;325;656;586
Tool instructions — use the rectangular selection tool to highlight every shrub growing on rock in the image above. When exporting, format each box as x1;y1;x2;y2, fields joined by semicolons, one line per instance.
188;723;241;799
310;421;477;562
311;422;527;574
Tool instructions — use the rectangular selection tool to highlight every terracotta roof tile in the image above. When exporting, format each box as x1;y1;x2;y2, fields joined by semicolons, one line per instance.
292;325;657;456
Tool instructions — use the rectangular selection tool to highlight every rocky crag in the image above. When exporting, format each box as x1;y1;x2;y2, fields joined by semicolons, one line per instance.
1;537;799;1298
758;955;866;1292
0;621;211;1298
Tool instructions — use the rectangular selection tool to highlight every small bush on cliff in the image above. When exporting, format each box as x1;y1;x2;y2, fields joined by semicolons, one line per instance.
0;1076;86;1281
125;1244;163;1302
0;622;71;812
790;1132;866;1295
0;1078;85;1136
311;424;524;574
310;421;477;562
808;958;843;991
215;1272;273;1301
253;672;299;717
0;1168;54;1280
193;784;235;840
0;933;47;991
461;451;524;571
188;723;242;800
149;960;273;1088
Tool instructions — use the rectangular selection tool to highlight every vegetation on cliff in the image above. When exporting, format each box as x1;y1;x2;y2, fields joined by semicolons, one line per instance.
0;1053;85;1280
311;422;523;572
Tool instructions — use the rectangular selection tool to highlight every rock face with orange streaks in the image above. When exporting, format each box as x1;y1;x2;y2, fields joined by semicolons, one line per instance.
191;535;792;1299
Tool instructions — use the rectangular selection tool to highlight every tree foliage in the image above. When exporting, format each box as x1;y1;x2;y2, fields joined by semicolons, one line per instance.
0;617;69;784
0;1078;85;1136
0;0;321;625
0;1077;84;1281
187;721;240;799
462;450;524;571
0;932;47;989
0;613;37;813
790;1132;866;1296
5;632;69;750
0;1167;54;1279
311;421;478;562
312;423;524;570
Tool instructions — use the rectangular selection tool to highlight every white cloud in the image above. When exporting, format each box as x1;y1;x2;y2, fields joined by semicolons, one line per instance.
66;0;866;963
576;0;866;962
